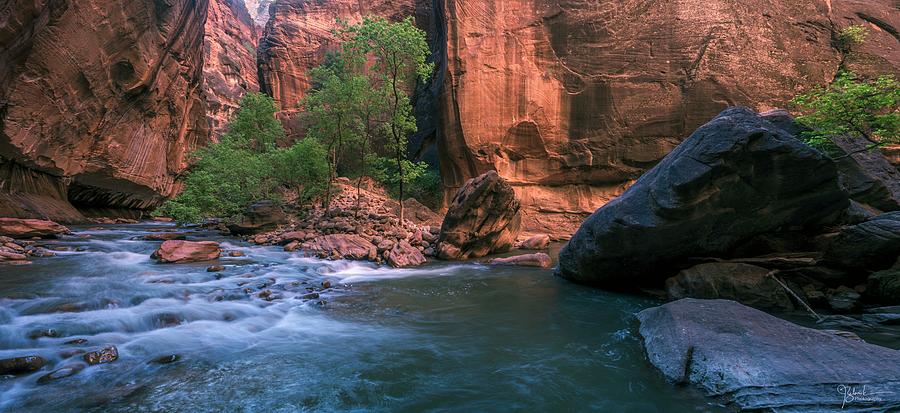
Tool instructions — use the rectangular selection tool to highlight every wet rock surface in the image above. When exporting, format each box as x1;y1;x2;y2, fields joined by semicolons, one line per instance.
638;299;900;412
152;241;222;263
83;346;119;365
0;219;69;239
37;364;85;385
0;356;45;375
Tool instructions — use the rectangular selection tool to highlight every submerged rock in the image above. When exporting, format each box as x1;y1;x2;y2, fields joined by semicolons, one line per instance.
152;240;221;263
826;286;862;313
140;233;187;241
0;356;45;375
558;108;848;288
150;354;181;365
664;263;794;311
37;363;85;384
0;218;69;239
489;253;553;268
638;299;900;411
83;346;118;365
437;171;521;260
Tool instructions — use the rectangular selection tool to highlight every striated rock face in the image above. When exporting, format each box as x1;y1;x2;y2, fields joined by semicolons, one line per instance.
203;0;260;135
0;0;211;220
824;212;900;271
257;0;437;139
439;0;900;238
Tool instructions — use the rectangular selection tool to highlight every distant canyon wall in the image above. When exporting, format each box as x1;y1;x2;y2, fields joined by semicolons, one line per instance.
204;0;261;135
257;0;440;141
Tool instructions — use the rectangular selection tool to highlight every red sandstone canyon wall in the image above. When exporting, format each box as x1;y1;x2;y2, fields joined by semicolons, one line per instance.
0;0;210;220
0;0;264;221
204;0;261;135
257;0;437;139
438;0;899;237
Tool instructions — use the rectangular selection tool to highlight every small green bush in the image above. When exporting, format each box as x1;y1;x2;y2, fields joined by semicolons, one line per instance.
156;93;331;223
272;139;330;205
837;25;869;53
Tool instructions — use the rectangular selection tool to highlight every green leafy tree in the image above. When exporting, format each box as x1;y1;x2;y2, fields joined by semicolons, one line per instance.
340;17;434;222
156;93;285;223
225;92;285;152
302;62;366;215
792;72;899;157
272;138;330;205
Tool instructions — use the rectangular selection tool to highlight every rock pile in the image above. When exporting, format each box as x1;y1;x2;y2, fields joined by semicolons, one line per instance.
242;179;440;268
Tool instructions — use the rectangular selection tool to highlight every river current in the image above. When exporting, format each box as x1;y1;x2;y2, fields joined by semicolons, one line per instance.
0;222;724;412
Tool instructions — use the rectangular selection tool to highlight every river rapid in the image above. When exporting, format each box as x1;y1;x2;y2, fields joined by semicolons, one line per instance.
0;222;724;412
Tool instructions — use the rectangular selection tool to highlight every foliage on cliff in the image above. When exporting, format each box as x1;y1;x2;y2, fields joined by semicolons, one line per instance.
792;72;899;155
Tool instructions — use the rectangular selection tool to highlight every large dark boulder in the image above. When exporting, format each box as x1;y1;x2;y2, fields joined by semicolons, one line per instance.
665;263;794;311
557;107;848;287
436;171;521;260
868;258;900;303
824;212;900;271
638;299;900;412
227;201;288;235
833;135;900;212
